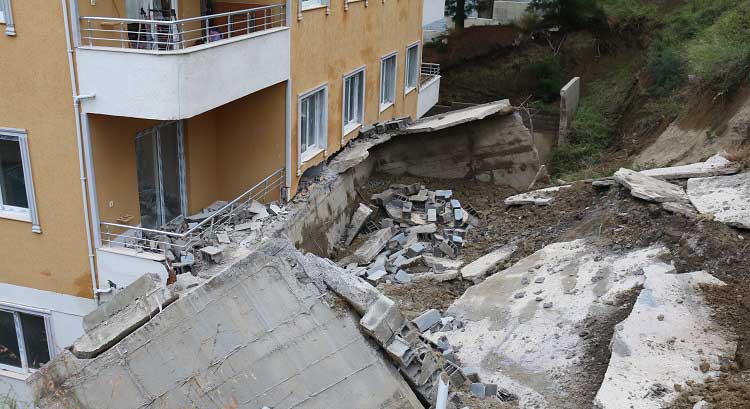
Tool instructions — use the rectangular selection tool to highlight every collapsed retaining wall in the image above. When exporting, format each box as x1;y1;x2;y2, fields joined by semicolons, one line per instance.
31;240;422;409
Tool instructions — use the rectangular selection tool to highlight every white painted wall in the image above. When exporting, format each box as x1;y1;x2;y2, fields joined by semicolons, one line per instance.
493;0;530;24
0;284;96;408
96;247;169;290
423;0;445;27
77;28;291;120
418;76;441;118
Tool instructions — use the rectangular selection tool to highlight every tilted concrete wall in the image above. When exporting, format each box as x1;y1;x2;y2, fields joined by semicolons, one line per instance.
31;241;422;409
371;112;540;191
558;77;581;145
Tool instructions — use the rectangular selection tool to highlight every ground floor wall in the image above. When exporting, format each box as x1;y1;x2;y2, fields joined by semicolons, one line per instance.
0;283;95;409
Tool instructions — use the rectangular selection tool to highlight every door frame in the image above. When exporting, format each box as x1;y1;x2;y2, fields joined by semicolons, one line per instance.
135;120;188;228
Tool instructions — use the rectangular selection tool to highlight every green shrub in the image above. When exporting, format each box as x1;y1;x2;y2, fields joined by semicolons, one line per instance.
646;43;686;96
529;57;562;102
528;0;606;29
599;0;657;26
550;104;611;176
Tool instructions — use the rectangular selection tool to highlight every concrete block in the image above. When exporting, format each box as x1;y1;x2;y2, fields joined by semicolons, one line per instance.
413;309;441;332
406;243;426;258
345;203;374;246
427;208;437;222
360;295;405;345
395;270;413;284
461;244;517;282
268;203;283;216
558;77;580;145
352;227;396;264
386;336;415;366
200;245;224;263
461;367;480;383
450;199;461;209
216;231;231;244
469;383;486;399
83;273;164;332
435;190;453;200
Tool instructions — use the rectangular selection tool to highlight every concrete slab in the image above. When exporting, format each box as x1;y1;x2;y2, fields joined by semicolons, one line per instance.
594;271;736;409
33;240;423;409
345;203;374;246
687;172;750;229
83;273;165;332
640;153;739;180
436;240;673;408
504;185;572;206
352;227;397;264
614;168;689;203
404;100;514;133
460;244;517;282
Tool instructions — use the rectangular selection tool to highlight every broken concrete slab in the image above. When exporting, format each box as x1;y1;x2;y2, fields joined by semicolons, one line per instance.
662;201;698;219
200;245;224;263
460;244;517;282
614;168;689;203
504;185;572;206
594;271;736;409
345;203;374;246
216;231;230;244
404;100;515;133
436;240;673;408
360;295;405;345
83;273;166;332
34;240;422;409
413;309;442;332
687;172;750;229
234;221;262;231
352;227;397;264
423;255;464;272
640;152;739;180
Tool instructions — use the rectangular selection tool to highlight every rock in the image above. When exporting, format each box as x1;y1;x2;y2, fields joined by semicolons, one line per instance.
513;291;526;299
687;172;750;229
692;400;709;409
657;314;665;321
345;203;374;246
460;244;517;282
543;302;553;309
534;276;545;283
662;201;698;218
699;359;710;373
614;168;689;203
688;395;704;404
504;185;572;206
423;255;464;271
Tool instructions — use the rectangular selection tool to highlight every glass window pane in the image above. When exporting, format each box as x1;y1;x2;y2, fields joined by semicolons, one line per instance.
134;131;161;229
0;311;21;369
301;98;309;150
158;123;183;225
19;313;50;369
0;139;29;209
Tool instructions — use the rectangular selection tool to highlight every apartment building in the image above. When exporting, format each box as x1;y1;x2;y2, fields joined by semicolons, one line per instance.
0;0;440;404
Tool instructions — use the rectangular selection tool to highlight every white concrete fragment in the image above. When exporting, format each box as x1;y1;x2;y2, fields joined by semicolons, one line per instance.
594;271;735;409
436;240;673;408
614;168;689;203
405;100;514;133
687;172;750;229
661;201;698;218
352;227;397;264
640;153;739;180
345;203;374;246
504;185;571;206
460;244;517;282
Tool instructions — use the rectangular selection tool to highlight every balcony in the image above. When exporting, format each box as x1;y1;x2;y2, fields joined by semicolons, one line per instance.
417;63;441;118
76;5;290;120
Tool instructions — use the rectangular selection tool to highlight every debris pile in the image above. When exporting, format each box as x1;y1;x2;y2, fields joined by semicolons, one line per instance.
339;184;488;285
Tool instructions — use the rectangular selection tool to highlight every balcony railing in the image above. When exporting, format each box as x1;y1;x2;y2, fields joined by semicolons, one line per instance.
80;5;286;51
420;63;440;87
100;167;285;256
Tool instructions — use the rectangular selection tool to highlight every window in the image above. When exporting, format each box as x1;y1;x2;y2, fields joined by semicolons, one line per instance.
405;43;420;92
300;0;328;11
342;68;365;136
0;308;53;374
0;0;15;36
0;129;40;232
380;53;397;111
299;85;328;163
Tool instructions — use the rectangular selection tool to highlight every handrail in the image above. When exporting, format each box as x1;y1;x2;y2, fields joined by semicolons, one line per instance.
100;167;285;254
80;4;286;51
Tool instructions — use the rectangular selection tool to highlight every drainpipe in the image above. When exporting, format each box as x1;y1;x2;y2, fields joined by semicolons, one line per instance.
283;0;293;201
61;0;101;304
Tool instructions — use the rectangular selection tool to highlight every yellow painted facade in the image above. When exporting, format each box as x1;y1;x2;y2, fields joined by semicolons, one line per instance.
0;0;423;300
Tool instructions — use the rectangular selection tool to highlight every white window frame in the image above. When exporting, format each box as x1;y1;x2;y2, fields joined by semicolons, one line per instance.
404;41;420;94
298;0;330;19
0;128;41;233
298;84;329;167
342;66;366;140
0;0;15;36
0;305;54;376
379;52;398;112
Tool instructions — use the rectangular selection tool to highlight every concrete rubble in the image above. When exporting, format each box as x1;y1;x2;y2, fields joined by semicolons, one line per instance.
504;185;572;206
32;240;424;409
687;172;750;229
640;152;739;180
429;239;678;407
595;270;736;409
340;184;482;286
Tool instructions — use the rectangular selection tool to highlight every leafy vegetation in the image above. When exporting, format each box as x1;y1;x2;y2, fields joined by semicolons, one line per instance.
645;42;686;96
529;57;562;103
528;0;606;30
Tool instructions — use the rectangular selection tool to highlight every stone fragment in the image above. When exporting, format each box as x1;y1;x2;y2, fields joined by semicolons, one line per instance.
216;231;230;244
346;203;374;246
614;168;689;203
394;270;412;284
469;383;486;399
504;185;571;206
200;246;224;263
435;190;453;200
423;255;463;271
460;244;517;282
427;208;437;222
534;276;545;283
687;172;750;229
461;367;480;383
406;243;426;258
662;201;698;219
386;335;414;366
413;309;441;332
640;153;739;180
268;203;284;216
543;302;553;309
234;221;262;231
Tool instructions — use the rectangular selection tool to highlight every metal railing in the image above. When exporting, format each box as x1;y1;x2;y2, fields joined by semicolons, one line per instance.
80;5;286;51
100;167;285;255
420;63;440;87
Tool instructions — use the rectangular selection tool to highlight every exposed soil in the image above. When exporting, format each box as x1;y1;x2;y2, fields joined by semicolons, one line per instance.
342;171;750;408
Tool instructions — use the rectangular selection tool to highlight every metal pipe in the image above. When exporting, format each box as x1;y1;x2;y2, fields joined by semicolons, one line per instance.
61;0;100;303
436;374;449;409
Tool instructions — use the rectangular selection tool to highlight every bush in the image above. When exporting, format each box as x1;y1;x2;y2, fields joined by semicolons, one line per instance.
646;43;686;96
529;57;562;103
528;0;606;30
518;11;543;34
550;103;611;176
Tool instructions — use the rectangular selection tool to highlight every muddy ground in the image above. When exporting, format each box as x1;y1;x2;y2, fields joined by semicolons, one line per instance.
337;172;750;408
